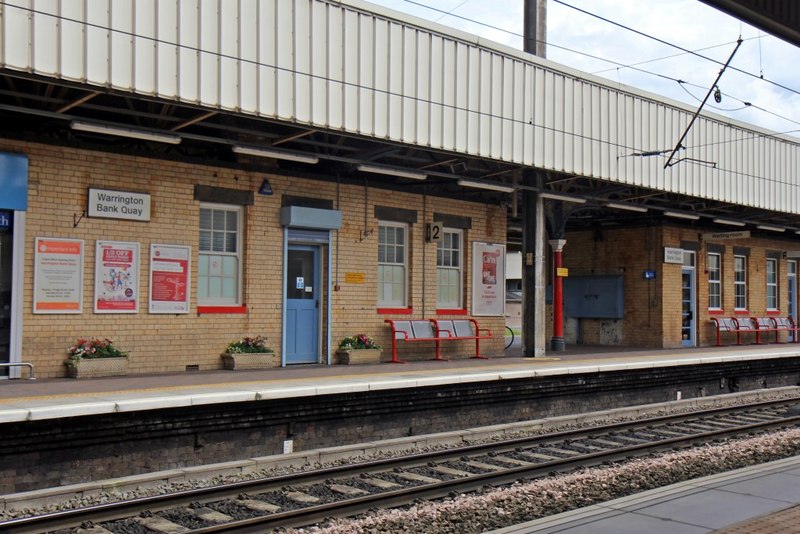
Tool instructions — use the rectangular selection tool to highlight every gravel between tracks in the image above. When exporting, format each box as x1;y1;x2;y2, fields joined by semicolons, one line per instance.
283;428;800;534
1;390;798;523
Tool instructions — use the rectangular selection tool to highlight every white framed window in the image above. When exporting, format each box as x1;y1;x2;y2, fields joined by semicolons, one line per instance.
766;258;778;310
437;228;462;308
734;255;747;310
707;252;721;309
378;221;407;307
198;203;243;305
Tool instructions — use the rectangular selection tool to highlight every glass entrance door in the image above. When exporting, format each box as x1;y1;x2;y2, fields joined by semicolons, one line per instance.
681;252;696;347
0;210;13;376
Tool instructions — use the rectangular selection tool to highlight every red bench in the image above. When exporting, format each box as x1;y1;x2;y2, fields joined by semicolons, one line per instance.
710;317;757;346
384;318;493;363
770;317;800;343
431;319;493;360
753;317;780;344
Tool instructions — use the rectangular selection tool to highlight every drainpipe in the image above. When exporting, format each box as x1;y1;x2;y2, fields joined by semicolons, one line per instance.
549;239;566;351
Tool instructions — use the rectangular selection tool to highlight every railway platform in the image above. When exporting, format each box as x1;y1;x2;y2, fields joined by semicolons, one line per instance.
488;455;800;533
1;343;799;423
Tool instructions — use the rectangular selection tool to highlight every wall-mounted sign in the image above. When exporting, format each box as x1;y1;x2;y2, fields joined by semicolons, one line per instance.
33;237;84;313
643;270;657;279
88;188;151;222
472;242;506;316
345;272;365;284
149;244;191;314
0;210;10;230
702;231;750;240
664;247;684;264
426;221;443;242
94;241;139;313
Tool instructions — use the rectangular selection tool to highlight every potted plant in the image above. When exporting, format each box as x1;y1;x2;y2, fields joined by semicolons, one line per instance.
221;336;277;370
65;337;129;378
335;334;382;365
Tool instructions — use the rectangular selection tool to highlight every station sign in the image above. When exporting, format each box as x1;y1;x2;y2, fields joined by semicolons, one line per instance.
88;188;151;222
702;230;750;240
663;247;684;264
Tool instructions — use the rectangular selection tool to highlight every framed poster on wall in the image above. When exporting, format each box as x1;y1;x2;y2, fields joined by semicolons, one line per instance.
471;241;506;316
33;237;84;313
94;241;140;313
149;244;191;314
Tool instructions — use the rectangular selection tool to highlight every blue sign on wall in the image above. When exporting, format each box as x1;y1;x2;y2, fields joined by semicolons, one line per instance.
0;153;29;211
0;210;10;231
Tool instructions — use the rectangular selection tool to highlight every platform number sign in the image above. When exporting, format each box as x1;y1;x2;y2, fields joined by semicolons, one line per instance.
426;221;443;242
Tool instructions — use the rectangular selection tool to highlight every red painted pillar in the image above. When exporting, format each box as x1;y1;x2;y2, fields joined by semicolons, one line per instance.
549;239;566;351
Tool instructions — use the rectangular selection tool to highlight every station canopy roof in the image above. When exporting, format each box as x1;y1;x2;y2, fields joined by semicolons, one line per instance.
2;0;800;249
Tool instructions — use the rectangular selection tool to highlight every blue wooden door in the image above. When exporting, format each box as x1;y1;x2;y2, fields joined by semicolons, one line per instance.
285;246;319;364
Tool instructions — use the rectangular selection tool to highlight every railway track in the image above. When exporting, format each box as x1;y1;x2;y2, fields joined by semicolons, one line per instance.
3;398;799;534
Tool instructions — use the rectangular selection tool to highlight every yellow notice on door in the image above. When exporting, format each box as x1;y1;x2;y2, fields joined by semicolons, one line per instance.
345;272;365;284
556;267;569;277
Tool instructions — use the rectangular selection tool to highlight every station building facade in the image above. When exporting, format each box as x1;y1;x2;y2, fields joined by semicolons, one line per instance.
557;225;798;348
1;138;507;378
2;0;800;378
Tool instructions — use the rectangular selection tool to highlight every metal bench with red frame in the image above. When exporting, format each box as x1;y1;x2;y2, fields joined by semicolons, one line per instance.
771;317;800;343
384;319;440;364
431;319;493;360
753;316;780;344
384;318;494;362
710;317;757;346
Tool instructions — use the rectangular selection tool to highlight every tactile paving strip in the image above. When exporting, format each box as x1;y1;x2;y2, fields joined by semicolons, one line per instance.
711;504;800;533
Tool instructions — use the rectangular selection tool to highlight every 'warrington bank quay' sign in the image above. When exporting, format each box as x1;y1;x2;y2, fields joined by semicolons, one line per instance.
88;188;151;222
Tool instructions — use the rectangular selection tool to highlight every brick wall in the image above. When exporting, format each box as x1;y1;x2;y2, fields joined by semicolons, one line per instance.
557;224;798;348
5;139;505;377
561;226;664;347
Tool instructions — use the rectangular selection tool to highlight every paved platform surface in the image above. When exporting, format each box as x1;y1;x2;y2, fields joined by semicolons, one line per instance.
487;455;800;533
1;344;799;423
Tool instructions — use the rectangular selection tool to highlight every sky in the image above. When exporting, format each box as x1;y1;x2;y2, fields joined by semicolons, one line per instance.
362;0;800;138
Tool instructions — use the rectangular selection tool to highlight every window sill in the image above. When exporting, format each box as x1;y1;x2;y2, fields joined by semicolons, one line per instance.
766;310;781;315
707;309;725;315
436;308;468;315
377;307;413;315
198;305;247;315
733;309;749;315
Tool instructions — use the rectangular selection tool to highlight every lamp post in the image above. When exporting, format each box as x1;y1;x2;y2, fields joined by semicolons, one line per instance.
549;238;566;351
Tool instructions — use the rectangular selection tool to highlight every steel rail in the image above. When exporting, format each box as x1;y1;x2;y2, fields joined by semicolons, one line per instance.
1;398;797;534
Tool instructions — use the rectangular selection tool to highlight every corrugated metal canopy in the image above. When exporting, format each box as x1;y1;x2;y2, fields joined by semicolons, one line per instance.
1;0;800;248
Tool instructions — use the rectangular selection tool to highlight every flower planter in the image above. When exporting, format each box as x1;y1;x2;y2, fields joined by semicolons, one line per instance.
335;348;383;365
221;352;277;370
65;357;129;378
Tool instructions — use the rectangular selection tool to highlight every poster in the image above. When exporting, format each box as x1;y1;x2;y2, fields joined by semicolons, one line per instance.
94;241;139;313
149;244;191;314
33;237;84;313
471;242;506;316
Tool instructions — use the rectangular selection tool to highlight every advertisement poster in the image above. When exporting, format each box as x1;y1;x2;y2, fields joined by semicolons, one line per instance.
94;241;139;313
149;244;191;314
33;237;84;314
471;242;506;316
